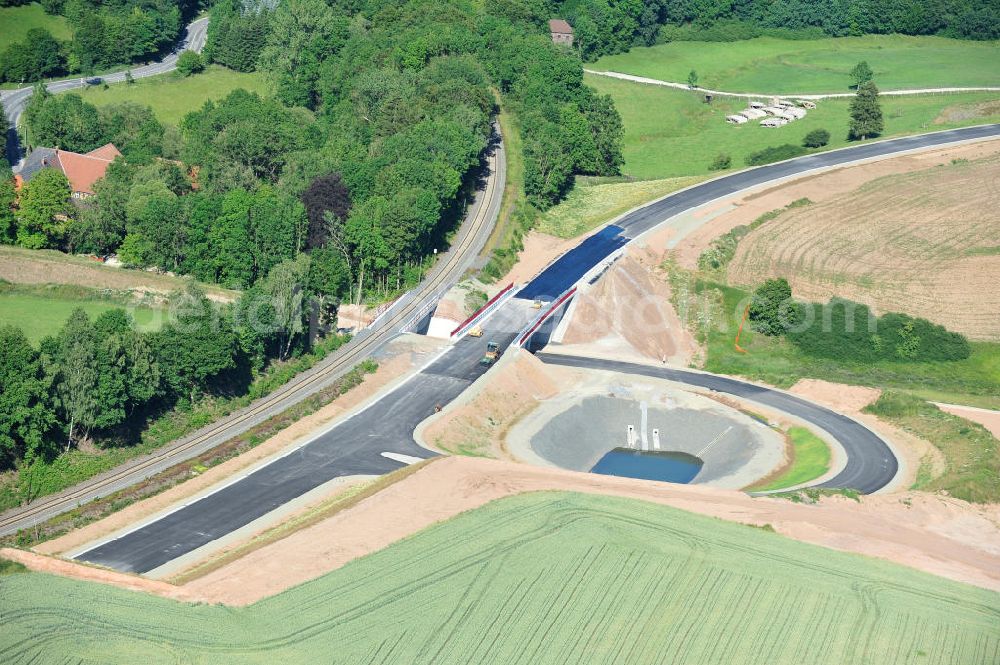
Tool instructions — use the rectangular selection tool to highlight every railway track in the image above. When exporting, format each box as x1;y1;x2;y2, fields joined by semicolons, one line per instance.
0;129;505;536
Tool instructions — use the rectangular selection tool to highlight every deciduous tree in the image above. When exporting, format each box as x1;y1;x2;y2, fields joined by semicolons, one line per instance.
15;168;72;249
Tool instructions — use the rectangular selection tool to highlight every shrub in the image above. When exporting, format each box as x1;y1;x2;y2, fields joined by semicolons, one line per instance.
802;128;830;148
709;153;732;171
749;278;799;336
745;144;807;166
176;50;204;77
787;299;971;363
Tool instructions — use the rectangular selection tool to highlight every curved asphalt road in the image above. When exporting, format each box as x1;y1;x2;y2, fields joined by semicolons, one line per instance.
535;354;895;493
3;18;209;169
69;124;1000;574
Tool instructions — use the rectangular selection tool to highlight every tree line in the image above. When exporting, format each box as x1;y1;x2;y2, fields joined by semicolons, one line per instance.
749;278;971;363
0;278;355;472
557;0;998;61
0;0;199;84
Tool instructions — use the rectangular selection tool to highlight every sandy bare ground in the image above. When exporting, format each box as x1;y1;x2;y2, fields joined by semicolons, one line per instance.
0;547;198;602
419;352;560;457
560;250;699;365
180;456;1000;605
936;403;1000;439
37;334;448;557
674;140;1000;272
498;230;582;286
12;455;1000;605
0;246;237;302
696;144;1000;339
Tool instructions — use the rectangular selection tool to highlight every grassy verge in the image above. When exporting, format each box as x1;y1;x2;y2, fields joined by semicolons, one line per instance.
479;101;538;282
74;65;272;125
591;35;1000;94
750;426;831;491
669;268;1000;409
535;174;707;239
0;282;166;344
0;335;373;522
0;556;27;575
587;74;1000;180
864;392;999;503
0;3;71;52
169;458;436;585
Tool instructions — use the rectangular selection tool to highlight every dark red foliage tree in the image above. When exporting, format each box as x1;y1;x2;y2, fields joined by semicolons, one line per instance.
301;173;351;250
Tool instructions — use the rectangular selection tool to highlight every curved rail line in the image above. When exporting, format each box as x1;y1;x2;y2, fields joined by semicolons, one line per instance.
0;130;504;535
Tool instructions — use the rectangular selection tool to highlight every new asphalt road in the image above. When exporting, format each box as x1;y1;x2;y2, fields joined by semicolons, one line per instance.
536;354;896;493
2;18;209;169
74;125;999;573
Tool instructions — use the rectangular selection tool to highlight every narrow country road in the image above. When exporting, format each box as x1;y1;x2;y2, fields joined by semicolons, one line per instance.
584;69;1000;100
2;17;209;169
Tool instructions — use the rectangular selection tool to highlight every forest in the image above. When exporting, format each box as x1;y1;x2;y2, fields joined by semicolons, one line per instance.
560;0;999;60
0;0;199;82
1;0;624;475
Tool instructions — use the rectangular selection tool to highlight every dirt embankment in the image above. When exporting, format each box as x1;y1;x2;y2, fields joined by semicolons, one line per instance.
22;455;998;606
419;352;559;457
559;249;699;365
182;456;1000;604
0;246;238;303
935;404;1000;439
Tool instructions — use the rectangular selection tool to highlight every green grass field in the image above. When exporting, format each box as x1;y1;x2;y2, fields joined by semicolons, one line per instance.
587;74;1000;179
592;35;1000;94
753;426;831;491
2;491;998;663
536;174;706;238
0;3;72;52
0;292;164;344
74;66;272;125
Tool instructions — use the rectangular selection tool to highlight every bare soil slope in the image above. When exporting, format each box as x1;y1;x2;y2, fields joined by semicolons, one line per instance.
561;252;698;364
726;151;1000;339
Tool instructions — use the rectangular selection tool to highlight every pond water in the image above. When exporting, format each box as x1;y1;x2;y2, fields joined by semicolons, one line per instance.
590;448;703;484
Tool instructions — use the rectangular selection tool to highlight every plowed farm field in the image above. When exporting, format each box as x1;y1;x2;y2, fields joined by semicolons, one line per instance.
726;152;1000;340
3;492;998;664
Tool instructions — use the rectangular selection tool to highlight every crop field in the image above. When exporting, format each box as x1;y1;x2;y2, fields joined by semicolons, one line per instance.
536;174;706;238
586;74;1000;179
2;492;999;664
591;35;1000;94
752;426;831;491
726;152;1000;340
0;4;72;52
75;66;272;126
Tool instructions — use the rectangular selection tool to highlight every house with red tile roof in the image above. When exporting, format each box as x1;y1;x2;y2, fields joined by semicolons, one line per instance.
14;143;122;199
549;19;574;46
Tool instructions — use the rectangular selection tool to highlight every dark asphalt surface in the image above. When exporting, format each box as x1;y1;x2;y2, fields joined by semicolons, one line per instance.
518;225;629;300
76;308;528;573
536;354;897;494
75;125;997;572
611;124;1000;238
